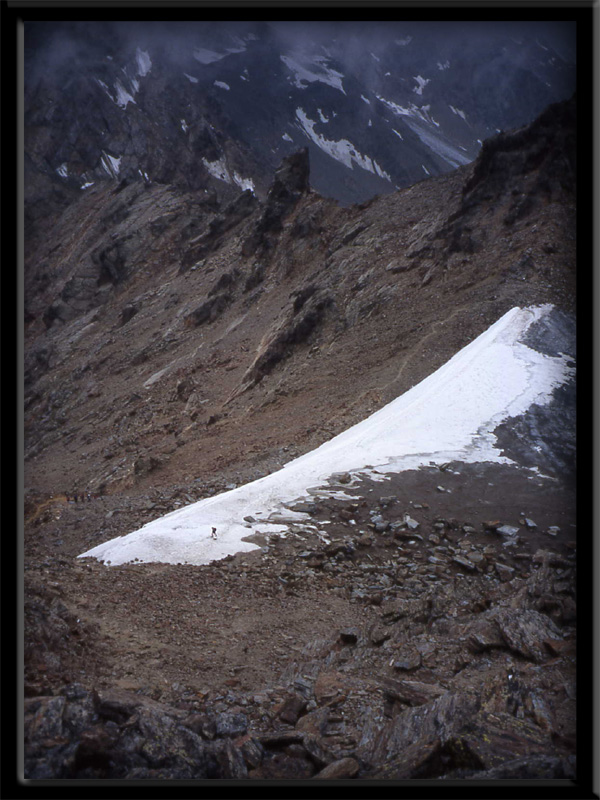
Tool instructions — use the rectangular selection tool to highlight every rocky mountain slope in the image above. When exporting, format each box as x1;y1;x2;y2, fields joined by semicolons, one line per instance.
23;85;579;782
24;95;576;500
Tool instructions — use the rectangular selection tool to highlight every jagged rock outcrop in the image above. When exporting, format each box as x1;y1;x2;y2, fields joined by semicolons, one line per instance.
392;94;577;288
242;148;311;257
462;94;576;209
231;283;333;397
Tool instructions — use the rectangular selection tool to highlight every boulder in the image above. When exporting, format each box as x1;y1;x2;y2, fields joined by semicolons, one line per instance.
369;689;554;779
382;678;447;707
489;608;563;662
274;693;308;725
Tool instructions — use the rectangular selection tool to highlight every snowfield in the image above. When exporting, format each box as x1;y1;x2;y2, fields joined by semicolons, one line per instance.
100;153;121;178
280;54;345;94
79;305;574;567
296;108;391;180
403;118;471;168
135;48;152;77
200;157;255;193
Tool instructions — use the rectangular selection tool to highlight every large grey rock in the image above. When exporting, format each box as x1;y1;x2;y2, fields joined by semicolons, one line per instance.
369;688;554;779
490;607;563;662
382;678;447;707
24;695;66;743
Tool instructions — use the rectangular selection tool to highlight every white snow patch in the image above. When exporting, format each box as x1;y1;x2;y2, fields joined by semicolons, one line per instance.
422;164;431;175
181;119;188;133
136;48;152;77
184;73;199;83
201;156;254;194
79;305;573;567
202;156;230;183
233;172;255;193
214;80;230;90
449;105;468;121
114;80;136;108
361;94;371;105
437;60;450;70
80;181;95;190
282;133;293;142
225;40;247;56
422;105;440;127
402;117;471;168
95;78;115;102
280;54;345;94
56;163;68;178
194;47;228;64
376;94;437;127
413;75;430;95
296;108;390;180
371;52;380;62
101;153;121;178
392;129;403;140
317;108;329;123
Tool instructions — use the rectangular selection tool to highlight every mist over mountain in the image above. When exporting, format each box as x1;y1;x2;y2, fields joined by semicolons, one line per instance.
25;19;576;222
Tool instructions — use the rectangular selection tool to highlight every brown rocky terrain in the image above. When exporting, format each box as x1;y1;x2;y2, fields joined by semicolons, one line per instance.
24;99;575;497
23;464;577;780
23;96;580;781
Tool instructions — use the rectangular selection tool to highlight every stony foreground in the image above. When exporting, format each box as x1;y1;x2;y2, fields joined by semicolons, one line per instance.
24;462;577;780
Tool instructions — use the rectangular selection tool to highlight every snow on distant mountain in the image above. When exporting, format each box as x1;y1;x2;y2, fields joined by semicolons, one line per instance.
25;20;576;207
79;304;574;567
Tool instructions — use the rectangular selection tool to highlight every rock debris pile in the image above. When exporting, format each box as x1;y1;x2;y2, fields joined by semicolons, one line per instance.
25;463;576;780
